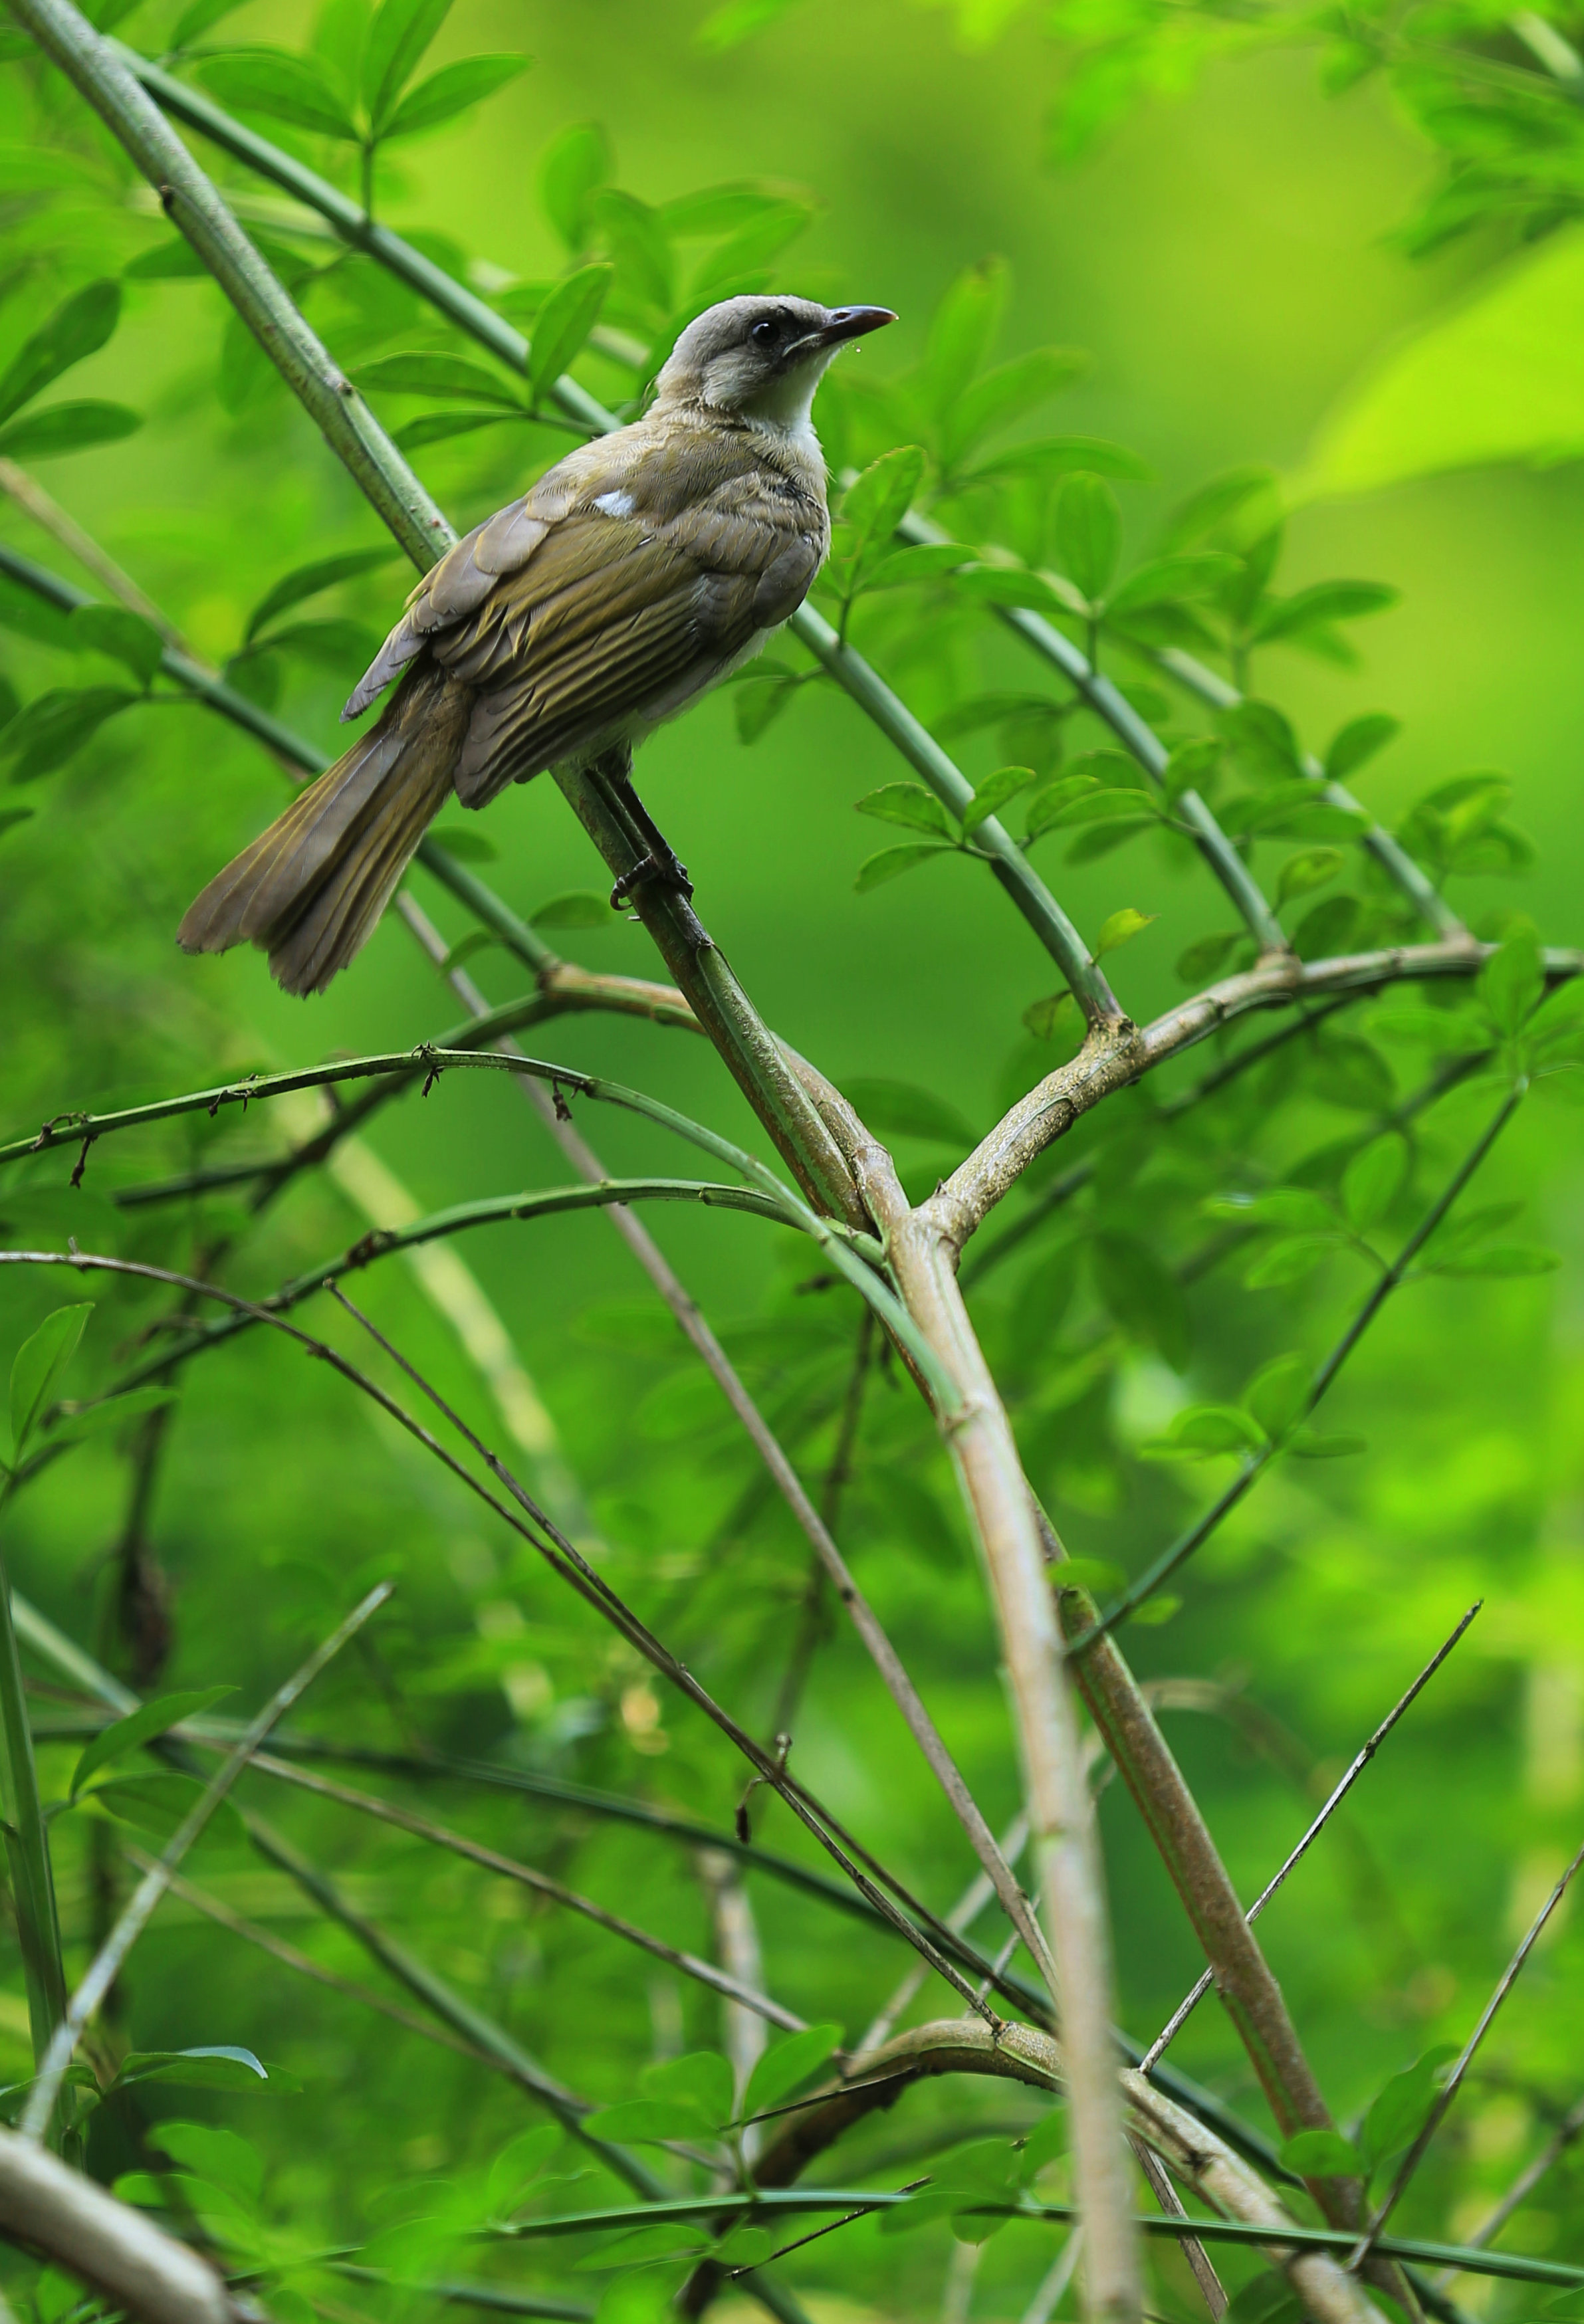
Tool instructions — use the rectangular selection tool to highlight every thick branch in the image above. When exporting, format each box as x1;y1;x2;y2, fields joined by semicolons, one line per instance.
0;2129;243;2324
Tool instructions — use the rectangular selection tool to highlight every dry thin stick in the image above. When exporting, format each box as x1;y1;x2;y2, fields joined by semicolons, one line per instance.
1142;1604;1482;2071
1129;2135;1226;2320
229;1749;807;2032
1349;1830;1584;2270
21;1580;393;2139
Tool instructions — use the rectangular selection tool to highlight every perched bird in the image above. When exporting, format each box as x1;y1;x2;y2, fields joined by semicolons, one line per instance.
179;293;895;995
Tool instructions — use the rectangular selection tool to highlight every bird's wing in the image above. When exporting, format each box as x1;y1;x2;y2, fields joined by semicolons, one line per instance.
340;422;827;802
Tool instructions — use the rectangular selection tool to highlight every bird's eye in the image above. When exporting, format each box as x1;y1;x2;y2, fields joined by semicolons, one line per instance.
750;317;780;346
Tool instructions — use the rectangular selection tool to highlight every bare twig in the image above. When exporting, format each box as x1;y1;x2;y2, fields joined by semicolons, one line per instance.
1142;1604;1483;2069
1430;2090;1584;2283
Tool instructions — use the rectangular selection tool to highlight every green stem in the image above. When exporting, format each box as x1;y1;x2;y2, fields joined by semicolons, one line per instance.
0;1489;70;2135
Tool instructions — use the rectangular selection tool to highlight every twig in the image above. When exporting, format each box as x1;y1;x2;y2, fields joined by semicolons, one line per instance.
1430;2089;1584;2284
1349;1829;1584;2270
0;460;183;642
21;1580;393;2139
1141;1604;1483;2069
1129;2135;1226;2319
0;1486;70;2123
859;1816;1029;2054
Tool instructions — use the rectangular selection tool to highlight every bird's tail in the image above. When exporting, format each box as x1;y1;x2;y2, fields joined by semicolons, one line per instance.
179;665;471;996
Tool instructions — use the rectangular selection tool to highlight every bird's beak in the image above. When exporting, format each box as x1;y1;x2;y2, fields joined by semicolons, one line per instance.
789;305;897;358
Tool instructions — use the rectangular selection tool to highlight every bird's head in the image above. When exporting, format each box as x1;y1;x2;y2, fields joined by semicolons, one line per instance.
653;295;896;436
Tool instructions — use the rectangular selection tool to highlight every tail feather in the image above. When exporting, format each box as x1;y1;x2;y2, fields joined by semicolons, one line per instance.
179;666;470;996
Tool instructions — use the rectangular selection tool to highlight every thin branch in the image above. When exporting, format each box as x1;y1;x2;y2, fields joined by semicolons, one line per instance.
1129;2134;1226;2320
0;1487;70;2123
21;1581;392;2139
0;460;183;642
858;1816;1029;2054
1349;1828;1584;2270
1142;1604;1482;2068
1430;2090;1584;2282
215;1748;809;2032
1070;1087;1524;1647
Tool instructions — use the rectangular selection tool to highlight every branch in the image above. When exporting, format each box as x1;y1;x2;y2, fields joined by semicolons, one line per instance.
0;2129;245;2324
799;1076;1142;2324
674;2018;1381;2324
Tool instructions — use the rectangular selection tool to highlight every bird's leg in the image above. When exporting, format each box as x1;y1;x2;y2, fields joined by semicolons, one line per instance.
594;747;695;909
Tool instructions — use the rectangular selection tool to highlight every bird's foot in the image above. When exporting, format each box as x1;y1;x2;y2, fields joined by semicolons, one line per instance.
610;851;694;909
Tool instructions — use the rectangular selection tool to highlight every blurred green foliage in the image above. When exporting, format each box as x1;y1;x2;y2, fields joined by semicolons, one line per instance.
1;0;1583;2320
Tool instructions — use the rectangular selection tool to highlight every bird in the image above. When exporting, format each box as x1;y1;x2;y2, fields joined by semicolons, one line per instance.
178;293;896;995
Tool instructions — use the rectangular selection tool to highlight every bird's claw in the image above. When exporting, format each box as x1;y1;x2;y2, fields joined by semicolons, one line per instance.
610;852;694;909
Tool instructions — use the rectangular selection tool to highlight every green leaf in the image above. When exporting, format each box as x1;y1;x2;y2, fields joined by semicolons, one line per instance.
1054;472;1121;601
854;784;956;838
363;0;451;131
741;2024;842;2121
199;51;360;139
0;279;120;431
0;808;33;843
1093;906;1155;960
1245;1352;1311;1441
530;892;617;928
580;2099;708;2145
111;2046;281;2095
1278;2129;1362;2180
861;542;971;590
71;1687;235;1800
840;1079;975;1146
591;189;673;314
1093;1231;1189;1370
687;200;812;308
1204;1187;1336;1232
0;401;141;459
1107;552;1238;616
9;1303;92;1463
1480;931;1543;1037
1024;774;1099;839
1037;789;1155;831
1142;1404;1264;1461
953;566;1086;622
694;0;800;51
1298;228;1584;497
68;605;164;685
1342;1135;1408;1232
1244;1233;1341;1289
1431;1242;1560;1277
1325;712;1399;783
1022;992;1075;1041
1175;930;1240;984
540;121;612;249
354;352;522;405
81;1774;245;1848
964;435;1151;486
244;548;399;645
44;1383;179;1452
484;2125;562;2218
393;408;520;451
528;263;614;403
0;575;74;648
840;446;927;564
1311;1034;1395;1113
735;664;800;742
1274;847;1344;910
962;765;1034;836
1359;2046;1458;2177
1253;580;1398;643
382;54;529;139
1220;698;1302;782
921;257;1007;421
940;346;1087;465
146;2122;263;2207
169;0;250;47
1222;2273;1305;2324
1289;1431;1367;1457
1159;466;1276;552
642;2047;733;2131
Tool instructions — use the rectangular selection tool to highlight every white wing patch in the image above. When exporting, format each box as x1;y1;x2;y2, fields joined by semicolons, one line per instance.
593;489;635;518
